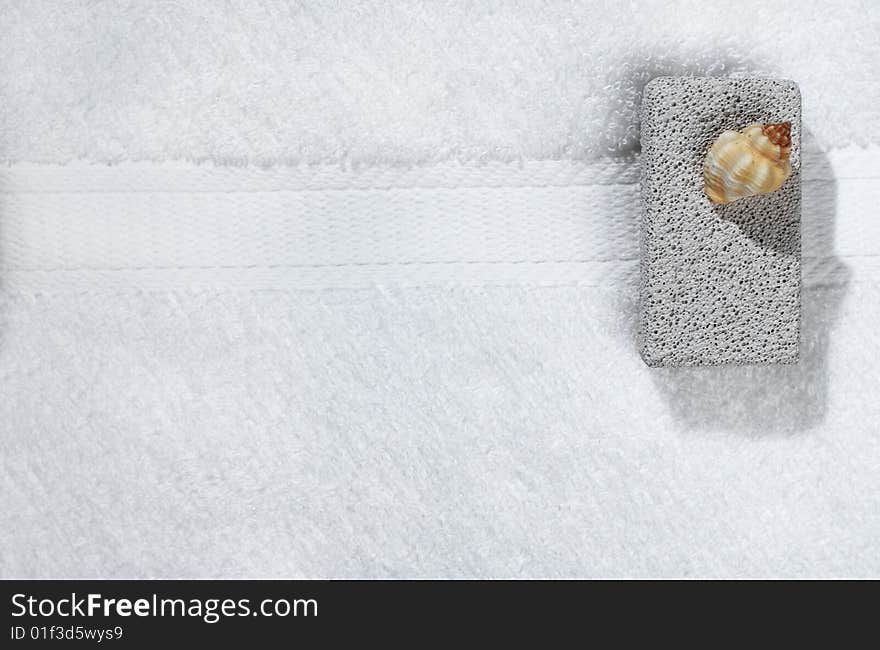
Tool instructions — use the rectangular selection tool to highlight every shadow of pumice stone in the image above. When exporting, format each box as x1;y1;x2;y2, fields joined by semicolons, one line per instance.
652;283;846;435
647;133;848;435
639;77;801;367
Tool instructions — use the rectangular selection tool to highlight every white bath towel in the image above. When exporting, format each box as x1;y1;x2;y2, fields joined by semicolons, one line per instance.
1;0;879;578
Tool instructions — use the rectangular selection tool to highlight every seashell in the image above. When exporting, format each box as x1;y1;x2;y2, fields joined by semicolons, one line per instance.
703;122;792;204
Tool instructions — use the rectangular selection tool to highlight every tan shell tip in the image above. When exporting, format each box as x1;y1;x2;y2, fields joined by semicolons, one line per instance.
762;122;791;148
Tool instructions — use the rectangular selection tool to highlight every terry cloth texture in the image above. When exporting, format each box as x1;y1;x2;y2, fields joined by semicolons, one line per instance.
1;0;879;164
2;0;880;578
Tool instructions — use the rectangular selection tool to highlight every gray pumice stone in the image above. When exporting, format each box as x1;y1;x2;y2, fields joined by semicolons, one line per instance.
639;76;801;366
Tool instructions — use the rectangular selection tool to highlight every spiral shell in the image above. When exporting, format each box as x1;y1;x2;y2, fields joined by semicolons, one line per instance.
703;122;792;204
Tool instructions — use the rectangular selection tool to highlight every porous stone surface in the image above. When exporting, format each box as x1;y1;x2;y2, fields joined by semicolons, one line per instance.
639;77;801;366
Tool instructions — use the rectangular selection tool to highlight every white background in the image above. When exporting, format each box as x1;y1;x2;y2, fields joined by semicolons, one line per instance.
1;1;878;577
